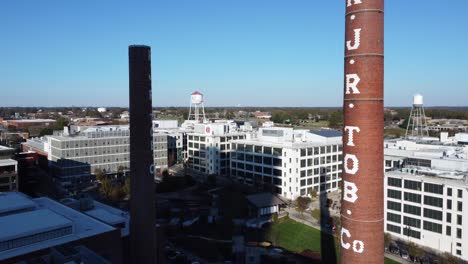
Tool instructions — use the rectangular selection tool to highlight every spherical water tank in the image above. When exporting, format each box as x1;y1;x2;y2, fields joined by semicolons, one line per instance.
191;91;203;104
413;94;423;106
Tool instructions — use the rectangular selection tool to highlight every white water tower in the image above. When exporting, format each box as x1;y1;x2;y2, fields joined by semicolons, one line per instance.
188;91;206;123
405;94;429;138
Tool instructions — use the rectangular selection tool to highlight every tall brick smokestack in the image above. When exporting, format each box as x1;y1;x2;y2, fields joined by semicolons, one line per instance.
129;45;156;263
340;0;384;263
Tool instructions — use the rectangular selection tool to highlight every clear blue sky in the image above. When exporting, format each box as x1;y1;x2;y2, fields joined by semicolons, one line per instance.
1;0;467;107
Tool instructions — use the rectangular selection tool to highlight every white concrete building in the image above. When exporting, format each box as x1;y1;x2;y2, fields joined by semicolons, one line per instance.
384;138;468;260
231;127;343;199
22;125;168;185
186;121;250;176
385;169;468;260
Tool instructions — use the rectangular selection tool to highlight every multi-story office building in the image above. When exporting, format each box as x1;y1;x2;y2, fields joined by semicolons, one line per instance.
0;146;17;192
0;159;17;192
384;138;468;260
385;169;468;260
22;125;168;184
153;120;187;166
186;122;250;176
231;127;343;199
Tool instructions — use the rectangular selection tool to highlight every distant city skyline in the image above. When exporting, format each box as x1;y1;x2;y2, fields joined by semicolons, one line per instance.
1;0;467;107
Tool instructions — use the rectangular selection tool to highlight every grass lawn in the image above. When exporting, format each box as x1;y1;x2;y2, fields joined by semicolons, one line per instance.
267;218;325;253
267;218;400;264
384;257;401;264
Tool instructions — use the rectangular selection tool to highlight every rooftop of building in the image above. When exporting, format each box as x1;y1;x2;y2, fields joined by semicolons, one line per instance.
386;167;468;188
23;138;47;152
0;209;73;242
246;193;287;208
231;128;342;149
0;192;115;261
309;129;343;138
59;197;130;237
7;119;56;123
0;159;17;167
0;145;15;151
0;192;36;215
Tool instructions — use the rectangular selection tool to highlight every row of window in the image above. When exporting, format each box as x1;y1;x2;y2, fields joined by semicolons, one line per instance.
387;177;464;198
299;145;342;157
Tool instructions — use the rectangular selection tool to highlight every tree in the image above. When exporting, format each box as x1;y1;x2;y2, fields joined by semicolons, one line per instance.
123;177;131;197
332;216;341;228
117;165;125;179
110;185;125;201
443;253;460;264
309;189;318;201
384;233;391;248
328;111;343;128
408;242;424;261
296;196;311;215
39;128;54;137
100;178;112;198
94;168;106;182
54;117;69;130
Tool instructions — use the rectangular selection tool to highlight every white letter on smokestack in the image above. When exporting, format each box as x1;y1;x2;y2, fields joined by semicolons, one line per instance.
343;181;359;203
346;74;361;94
347;0;362;7
341;227;351;249
344;154;359;175
346;28;362;50
345;126;361;146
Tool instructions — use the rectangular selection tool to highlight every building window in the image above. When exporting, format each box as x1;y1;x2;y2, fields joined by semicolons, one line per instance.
447;213;452;223
404;192;421;203
423;208;442;221
448;188;452;196
387;212;401;224
404;204;421;216
457;228;462;239
423;196;443;207
387;201;401;212
446;226;451;236
404;180;421;191
424;183;443;195
423;221;442;234
387;189;401;200
458;189;463;198
457;215;462;225
448;200;452;210
387;224;401;234
403;227;421;239
388;177;402;187
403;216;421;228
458;201;463;212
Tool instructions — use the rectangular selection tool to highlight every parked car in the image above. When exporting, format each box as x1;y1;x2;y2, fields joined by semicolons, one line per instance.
400;249;409;260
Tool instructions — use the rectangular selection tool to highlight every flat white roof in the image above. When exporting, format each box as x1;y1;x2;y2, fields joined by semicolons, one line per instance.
0;209;72;242
0;192;36;215
86;209;126;226
231;139;337;149
0;146;14;151
90;201;130;237
0;196;116;260
0;159;17;167
9;119;55;123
